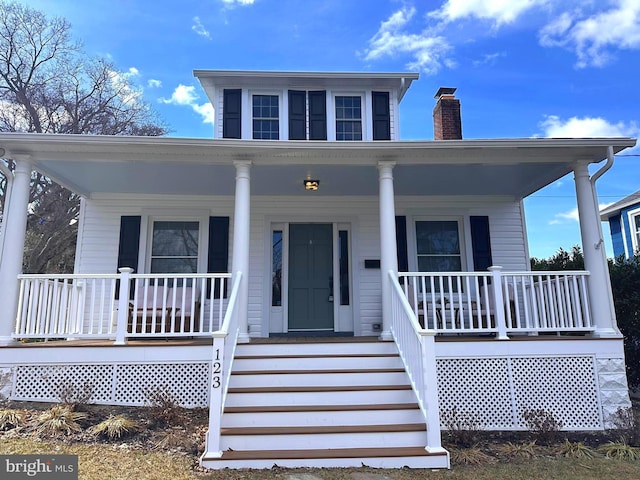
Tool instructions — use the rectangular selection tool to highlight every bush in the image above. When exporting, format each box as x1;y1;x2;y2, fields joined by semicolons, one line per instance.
35;405;87;436
441;407;482;447
522;408;563;445
607;406;640;446
91;414;140;440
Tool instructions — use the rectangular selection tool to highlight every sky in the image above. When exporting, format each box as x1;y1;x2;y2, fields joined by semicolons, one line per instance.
26;0;640;258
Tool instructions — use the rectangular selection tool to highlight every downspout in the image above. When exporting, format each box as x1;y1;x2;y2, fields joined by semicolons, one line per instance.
589;146;614;251
0;151;13;268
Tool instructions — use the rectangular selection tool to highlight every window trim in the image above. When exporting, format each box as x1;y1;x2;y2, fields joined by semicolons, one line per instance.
627;207;640;256
251;92;281;140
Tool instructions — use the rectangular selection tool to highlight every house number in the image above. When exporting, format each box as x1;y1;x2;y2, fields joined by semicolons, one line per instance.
212;348;222;389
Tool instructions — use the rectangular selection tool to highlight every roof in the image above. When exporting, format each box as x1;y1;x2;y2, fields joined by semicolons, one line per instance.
600;189;640;219
193;70;419;102
0;133;635;199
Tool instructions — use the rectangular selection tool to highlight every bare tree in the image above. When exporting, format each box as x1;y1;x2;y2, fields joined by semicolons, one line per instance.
0;1;167;273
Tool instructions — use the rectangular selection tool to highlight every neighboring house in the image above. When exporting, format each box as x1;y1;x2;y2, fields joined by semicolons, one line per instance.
600;190;640;259
0;70;635;470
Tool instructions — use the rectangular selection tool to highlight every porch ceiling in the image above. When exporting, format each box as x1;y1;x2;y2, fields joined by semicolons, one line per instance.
0;133;635;199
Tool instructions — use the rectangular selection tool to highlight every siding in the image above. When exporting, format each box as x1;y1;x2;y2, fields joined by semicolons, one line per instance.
77;194;527;337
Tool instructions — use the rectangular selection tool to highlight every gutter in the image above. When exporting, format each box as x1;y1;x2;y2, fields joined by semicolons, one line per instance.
589;146;614;251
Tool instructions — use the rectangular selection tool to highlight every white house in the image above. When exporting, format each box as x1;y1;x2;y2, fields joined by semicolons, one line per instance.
0;70;635;469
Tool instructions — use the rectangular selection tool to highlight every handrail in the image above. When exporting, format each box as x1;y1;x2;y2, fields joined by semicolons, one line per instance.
205;271;243;458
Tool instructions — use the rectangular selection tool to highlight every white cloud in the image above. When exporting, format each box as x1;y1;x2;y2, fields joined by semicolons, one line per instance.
431;0;550;26
160;85;215;125
221;0;255;6
472;51;506;66
363;7;452;74
539;0;640;67
147;79;162;88
192;16;211;39
108;69;143;106
540;115;639;138
549;207;579;225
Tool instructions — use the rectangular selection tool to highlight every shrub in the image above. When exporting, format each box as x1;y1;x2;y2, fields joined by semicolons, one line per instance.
496;441;538;459
555;439;597;459
522;408;563;445
0;408;24;430
449;447;496;465
35;405;87;436
144;386;184;427
441;407;482;447
55;381;95;409
607;406;640;446
91;414;140;440
598;441;640;460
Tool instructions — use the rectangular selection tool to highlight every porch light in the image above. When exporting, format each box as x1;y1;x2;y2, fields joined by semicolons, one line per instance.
304;179;319;191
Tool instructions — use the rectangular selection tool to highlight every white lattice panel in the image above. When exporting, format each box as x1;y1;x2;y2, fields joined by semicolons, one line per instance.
511;356;600;429
436;356;602;430
437;358;514;429
13;364;114;403
12;363;210;408
114;363;209;407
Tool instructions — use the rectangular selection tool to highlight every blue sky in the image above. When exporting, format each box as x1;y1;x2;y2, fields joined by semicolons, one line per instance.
28;0;640;258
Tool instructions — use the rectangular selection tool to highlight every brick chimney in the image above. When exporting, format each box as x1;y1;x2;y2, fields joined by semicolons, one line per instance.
433;87;462;140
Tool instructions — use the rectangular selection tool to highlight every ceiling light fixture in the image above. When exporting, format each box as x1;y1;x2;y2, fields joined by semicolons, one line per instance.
303;179;319;191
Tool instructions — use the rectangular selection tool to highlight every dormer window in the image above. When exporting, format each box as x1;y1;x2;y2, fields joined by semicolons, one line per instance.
252;95;279;140
335;96;362;141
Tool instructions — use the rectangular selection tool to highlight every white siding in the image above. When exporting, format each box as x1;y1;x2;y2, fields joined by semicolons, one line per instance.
76;194;527;337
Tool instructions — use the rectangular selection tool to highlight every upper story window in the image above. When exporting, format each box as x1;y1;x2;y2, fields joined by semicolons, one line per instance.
634;213;640;252
150;221;199;273
335;96;362;141
252;95;279;140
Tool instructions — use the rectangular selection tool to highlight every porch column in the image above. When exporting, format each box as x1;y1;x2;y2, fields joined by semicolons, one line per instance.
232;160;251;342
378;161;398;341
0;158;31;345
574;161;619;336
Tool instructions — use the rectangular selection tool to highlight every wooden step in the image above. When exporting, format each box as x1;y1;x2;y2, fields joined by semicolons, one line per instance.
224;402;420;413
232;367;405;375
227;384;412;394
205;446;444;461
221;423;426;436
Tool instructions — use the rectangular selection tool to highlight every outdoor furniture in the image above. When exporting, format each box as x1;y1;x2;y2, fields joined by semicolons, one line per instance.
128;285;201;334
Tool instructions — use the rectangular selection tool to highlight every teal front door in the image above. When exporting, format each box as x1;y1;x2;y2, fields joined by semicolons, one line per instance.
288;224;334;331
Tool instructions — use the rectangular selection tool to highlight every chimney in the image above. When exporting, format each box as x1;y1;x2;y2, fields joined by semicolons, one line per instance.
433;87;462;140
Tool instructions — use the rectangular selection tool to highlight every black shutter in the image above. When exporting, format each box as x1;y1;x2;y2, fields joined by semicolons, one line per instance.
470;216;493;271
288;90;306;140
372;91;391;140
117;216;141;271
308;90;327;140
223;89;242;139
208;216;230;298
395;216;409;272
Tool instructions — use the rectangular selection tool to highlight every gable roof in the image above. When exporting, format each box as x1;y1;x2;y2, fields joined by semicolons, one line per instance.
600;189;640;219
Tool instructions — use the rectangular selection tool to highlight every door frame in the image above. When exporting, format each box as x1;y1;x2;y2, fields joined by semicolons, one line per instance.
263;216;359;337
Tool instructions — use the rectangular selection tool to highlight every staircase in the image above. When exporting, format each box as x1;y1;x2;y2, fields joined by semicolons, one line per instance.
200;339;449;469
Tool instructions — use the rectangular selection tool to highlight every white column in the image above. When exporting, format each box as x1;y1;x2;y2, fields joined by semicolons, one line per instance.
378;161;398;340
0;158;31;345
232;160;251;342
574;162;619;336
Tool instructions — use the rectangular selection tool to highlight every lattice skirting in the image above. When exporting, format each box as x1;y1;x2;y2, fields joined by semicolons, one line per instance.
437;356;603;430
10;363;210;408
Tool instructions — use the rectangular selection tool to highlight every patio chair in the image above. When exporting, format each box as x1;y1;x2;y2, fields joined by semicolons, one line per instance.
127;284;173;334
166;286;202;333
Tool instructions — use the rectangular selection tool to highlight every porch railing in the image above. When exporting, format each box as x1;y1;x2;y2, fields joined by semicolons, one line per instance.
388;271;444;453
399;267;593;337
14;271;233;342
204;271;243;458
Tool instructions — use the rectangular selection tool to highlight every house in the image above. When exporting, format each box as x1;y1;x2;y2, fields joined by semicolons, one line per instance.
600;190;640;259
0;70;635;470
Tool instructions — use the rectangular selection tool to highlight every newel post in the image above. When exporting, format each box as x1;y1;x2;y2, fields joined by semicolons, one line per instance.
420;331;446;454
205;334;225;458
488;266;509;340
114;267;133;345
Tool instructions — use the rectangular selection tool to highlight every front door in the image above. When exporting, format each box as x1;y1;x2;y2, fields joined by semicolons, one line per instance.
288;224;334;331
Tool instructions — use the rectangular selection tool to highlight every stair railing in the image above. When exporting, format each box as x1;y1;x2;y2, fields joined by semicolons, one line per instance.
203;271;243;459
388;270;445;453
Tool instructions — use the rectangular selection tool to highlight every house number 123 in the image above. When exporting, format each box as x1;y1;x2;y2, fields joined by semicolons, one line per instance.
212;349;222;388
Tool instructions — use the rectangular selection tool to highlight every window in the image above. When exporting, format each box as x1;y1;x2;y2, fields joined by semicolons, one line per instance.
272;230;283;306
415;220;462;272
252;95;279;139
150;221;199;273
634;214;640;252
335;96;362;140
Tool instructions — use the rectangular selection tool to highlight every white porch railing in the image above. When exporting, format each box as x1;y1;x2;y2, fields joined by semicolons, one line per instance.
14;271;233;342
204;271;243;459
399;267;593;337
388;271;444;453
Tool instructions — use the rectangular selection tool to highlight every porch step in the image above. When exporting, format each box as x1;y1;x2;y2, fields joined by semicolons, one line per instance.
201;340;449;470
